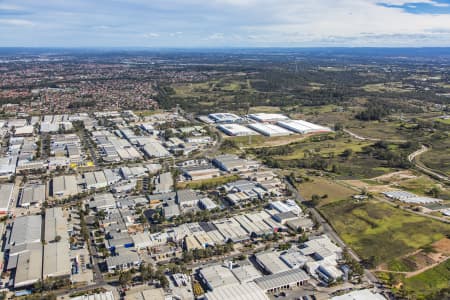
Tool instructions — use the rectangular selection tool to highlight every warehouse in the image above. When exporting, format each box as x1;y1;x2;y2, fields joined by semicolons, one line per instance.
43;241;71;279
142;141;171;158
277;120;331;134
208;113;242;123
13;125;34;137
84;171;108;189
247;123;291;136
213;218;249;243
11;242;43;288
254;269;309;293
89;193;116;211
199;264;239;290
132;232;153;250
44;207;69;243
204;282;269;300
51;175;78;198
331;289;386;300
249;113;290;123
106;249;141;272
218;124;258;136
9;215;42;246
184;167;221;181
254;251;290;274
0;183;14;213
154;172;174;194
213;154;260;172
199;197;218;210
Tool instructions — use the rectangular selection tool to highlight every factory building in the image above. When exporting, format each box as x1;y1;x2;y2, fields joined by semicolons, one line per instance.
0;183;14;214
19;184;45;208
254;269;309;293
247;123;291;137
218;124;259;137
51;175;79;198
208;113;242;124
248;113;290;123
142;141;171;158
277;120;331;134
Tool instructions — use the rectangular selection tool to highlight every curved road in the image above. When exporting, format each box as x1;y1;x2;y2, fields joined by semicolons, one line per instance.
407;145;450;183
345;128;449;183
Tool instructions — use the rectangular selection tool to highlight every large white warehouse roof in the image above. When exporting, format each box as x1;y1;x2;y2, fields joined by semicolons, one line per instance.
248;123;291;136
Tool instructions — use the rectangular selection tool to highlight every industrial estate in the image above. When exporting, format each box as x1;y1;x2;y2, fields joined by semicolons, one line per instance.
0;48;449;300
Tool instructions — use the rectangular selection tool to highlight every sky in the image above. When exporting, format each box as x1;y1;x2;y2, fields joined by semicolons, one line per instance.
1;0;450;47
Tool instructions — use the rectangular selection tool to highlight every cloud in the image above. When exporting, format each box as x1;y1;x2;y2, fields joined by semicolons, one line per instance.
0;18;34;26
144;32;160;38
1;0;450;46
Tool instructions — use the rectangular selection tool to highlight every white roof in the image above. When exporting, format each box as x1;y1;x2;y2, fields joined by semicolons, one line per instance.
331;289;386;300
204;282;269;300
255;251;290;274
249;113;289;122
0;183;14;210
248;123;291;136
71;291;116;300
218;124;258;136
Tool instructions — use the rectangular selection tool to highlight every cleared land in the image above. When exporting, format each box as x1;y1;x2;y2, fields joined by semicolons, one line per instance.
320;199;450;268
297;177;355;206
402;259;450;299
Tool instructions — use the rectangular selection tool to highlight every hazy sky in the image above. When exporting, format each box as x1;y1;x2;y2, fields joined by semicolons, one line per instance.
1;0;450;47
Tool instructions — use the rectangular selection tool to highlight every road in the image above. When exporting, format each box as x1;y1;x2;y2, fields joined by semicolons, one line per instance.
284;179;379;285
346;128;449;183
407;144;450;183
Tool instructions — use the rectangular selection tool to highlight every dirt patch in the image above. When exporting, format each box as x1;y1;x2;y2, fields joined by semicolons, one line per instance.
373;170;418;184
432;237;450;256
343;179;392;193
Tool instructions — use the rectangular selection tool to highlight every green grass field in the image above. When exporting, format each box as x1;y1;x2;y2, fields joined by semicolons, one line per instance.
277;138;371;160
402;259;450;299
320;199;450;267
297;177;355;205
176;175;240;190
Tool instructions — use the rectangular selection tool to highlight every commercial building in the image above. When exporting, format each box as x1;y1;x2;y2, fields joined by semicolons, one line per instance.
106;249;141;272
248;113;290;123
247;123;291;137
218;124;258;136
254;269;309;293
154;172;174;194
71;291;115;300
142;141;171;158
0;183;14;213
213;155;260;173
208;113;242;123
254;252;290;274
204;282;269;300
19;184;45;208
277;120;331;134
10;242;43;288
84;171;108;189
51;175;78;198
43;241;71;279
331;289;386;300
9;215;42;246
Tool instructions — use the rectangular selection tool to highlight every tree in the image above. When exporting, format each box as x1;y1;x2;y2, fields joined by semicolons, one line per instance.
119;271;132;287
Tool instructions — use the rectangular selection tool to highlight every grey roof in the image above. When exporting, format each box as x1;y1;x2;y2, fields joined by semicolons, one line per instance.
13;242;43;288
255;251;290;274
10;215;42;246
254;269;310;291
106;250;140;267
0;183;14;210
19;184;45;206
44;207;69;243
43;241;71;278
177;189;200;204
